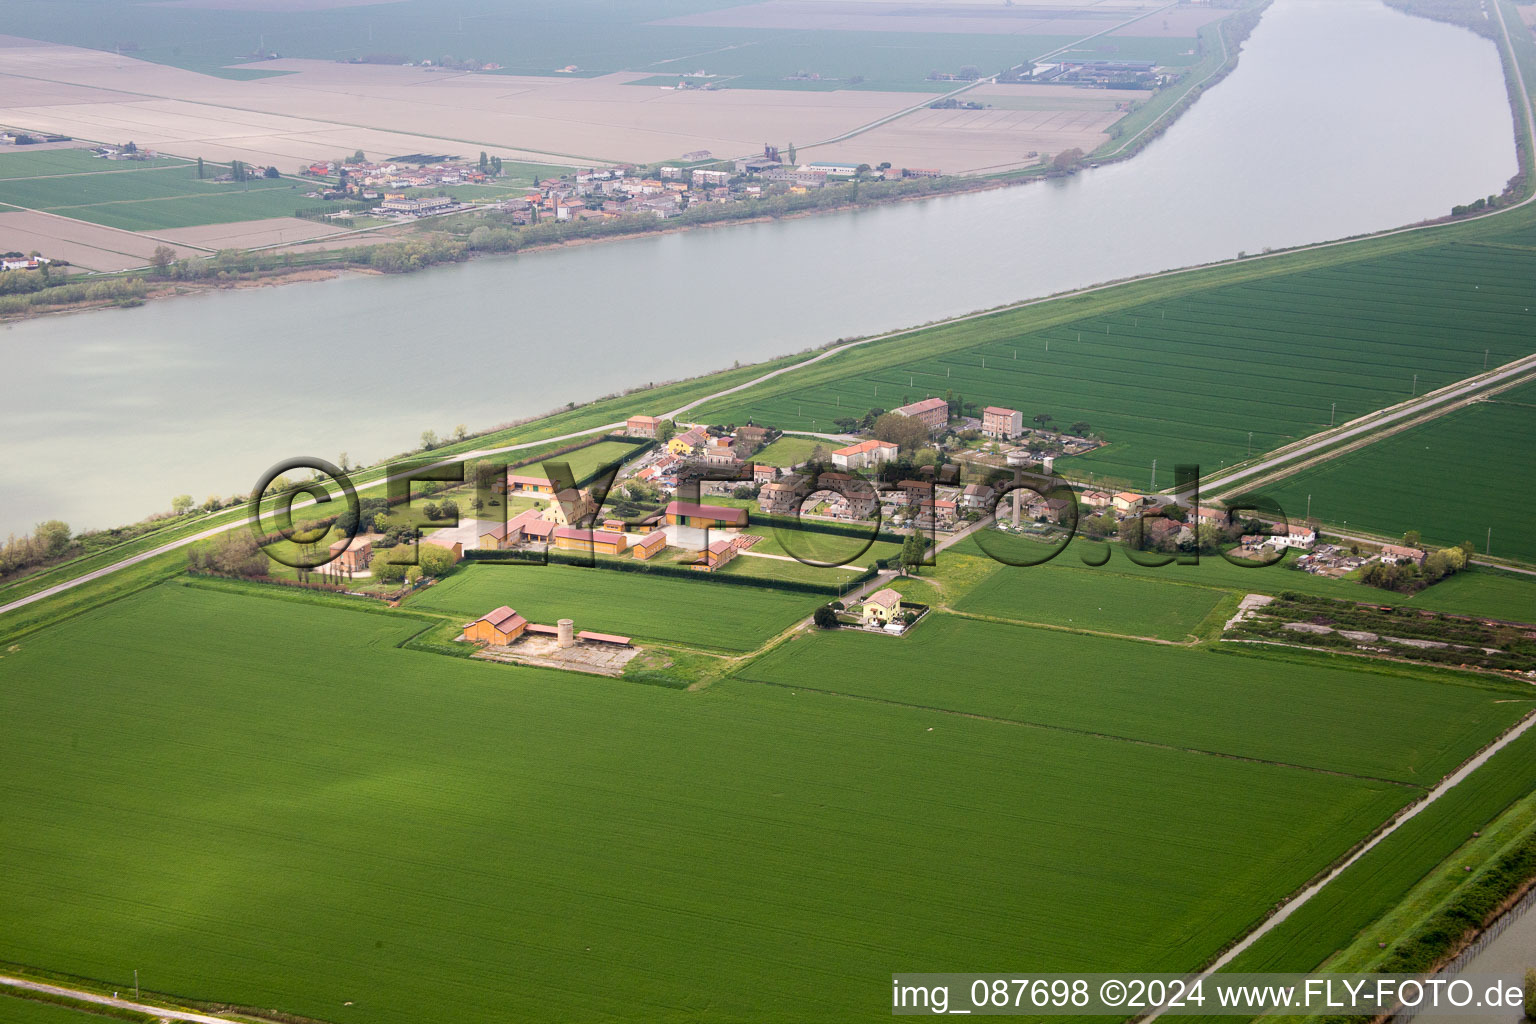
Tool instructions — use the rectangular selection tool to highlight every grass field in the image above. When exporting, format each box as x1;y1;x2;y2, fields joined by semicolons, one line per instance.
0;149;183;178
951;562;1228;640
405;561;816;652
697;244;1536;488
750;434;827;468
0;161;312;230
0;992;136;1023
1261;381;1536;564
0;582;1424;1022
734;613;1533;783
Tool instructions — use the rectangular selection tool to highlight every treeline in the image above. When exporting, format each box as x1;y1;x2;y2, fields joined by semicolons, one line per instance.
0;276;147;315
0;520;71;578
1382;0;1496;38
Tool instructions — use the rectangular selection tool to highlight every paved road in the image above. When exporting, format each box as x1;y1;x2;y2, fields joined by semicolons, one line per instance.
0;976;238;1024
1182;351;1536;502
1142;708;1536;1023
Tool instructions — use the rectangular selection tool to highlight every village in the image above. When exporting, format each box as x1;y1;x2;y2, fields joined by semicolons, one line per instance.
296;144;940;224
304;388;1465;678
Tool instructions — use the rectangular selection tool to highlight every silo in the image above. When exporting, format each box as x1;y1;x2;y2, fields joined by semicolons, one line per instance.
558;618;575;649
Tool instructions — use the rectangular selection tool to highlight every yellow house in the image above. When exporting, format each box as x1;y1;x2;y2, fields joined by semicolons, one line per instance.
553;527;627;556
632;531;667;560
862;588;902;626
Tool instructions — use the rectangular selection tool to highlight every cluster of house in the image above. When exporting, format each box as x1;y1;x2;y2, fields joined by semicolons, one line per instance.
624;416;775;493
0;255;50;272
1295;541;1427;577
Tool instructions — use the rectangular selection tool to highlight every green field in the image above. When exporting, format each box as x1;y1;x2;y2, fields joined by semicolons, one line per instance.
735;613;1533;782
1262;381;1536;564
0;161;311;230
0;149;183;178
750;434;827;468
0;0;1217;91
951;562;1228;640
405;561;815;651
698;244;1536;488
0;992;135;1023
0;582;1425;1022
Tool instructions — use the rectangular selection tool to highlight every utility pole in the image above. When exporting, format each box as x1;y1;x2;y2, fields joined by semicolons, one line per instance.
1487;526;1492;555
1306;493;1312;520
134;970;139;1000
1247;430;1253;457
1412;373;1418;396
1330;402;1336;427
1484;349;1490;370
1149;459;1157;491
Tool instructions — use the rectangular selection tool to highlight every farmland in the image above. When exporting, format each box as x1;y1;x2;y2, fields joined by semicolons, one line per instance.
404;561;817;652
0;582;1426;1022
0;160;312;231
697;243;1536;488
950;561;1228;640
749;434;827;468
1260;380;1536;564
734;613;1534;782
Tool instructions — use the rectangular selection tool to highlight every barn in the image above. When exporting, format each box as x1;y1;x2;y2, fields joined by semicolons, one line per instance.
464;606;528;645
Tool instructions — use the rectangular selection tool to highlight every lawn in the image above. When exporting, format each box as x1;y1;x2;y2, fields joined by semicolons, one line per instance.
733;613;1533;783
0;163;311;230
1261;381;1536;565
697;244;1536;488
405;560;816;652
0;582;1417;1023
952;562;1228;640
750;434;828;468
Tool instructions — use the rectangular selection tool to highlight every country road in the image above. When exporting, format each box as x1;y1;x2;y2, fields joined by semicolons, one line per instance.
0;976;239;1024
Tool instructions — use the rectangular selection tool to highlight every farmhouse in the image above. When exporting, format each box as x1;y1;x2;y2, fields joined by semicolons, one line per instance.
632;531;667;560
1271;523;1317;550
1379;544;1426;565
665;500;748;529
422;532;464;562
961;483;996;509
464;606;528;645
625;414;662;438
831;438;898;470
669;427;708;453
862;588;902;625
327;536;372;573
734;424;770;451
758;480;803;514
1194;506;1229;526
1113;492;1152;514
752;463;779;486
542;488;598;527
891;397;950;432
981;406;1024;439
1080;490;1112;509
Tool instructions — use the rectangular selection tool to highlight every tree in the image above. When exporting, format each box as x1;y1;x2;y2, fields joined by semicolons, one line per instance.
337;452;350;471
900;531;927;572
417;543;457;578
351;149;366;163
813;605;838;629
655;419;677;443
1033;413;1053;432
263;165;280;179
371;512;390;534
124;141;137;154
453;423;468;441
438;498;459;521
479;151;489;172
34;520;71;557
405;565;423;586
196;156;204;179
1052;148;1085;172
150;245;176;275
372;558;407;583
170;494;194;515
420;429;440;450
1402;529;1422;548
870;411;930;452
787;143;797;165
1069;421;1091;437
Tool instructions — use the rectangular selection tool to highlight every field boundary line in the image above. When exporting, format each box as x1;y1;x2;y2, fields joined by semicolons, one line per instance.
728;673;1428;788
1141;707;1536;1023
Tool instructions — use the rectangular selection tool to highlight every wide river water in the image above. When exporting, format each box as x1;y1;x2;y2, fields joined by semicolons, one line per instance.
0;0;1518;537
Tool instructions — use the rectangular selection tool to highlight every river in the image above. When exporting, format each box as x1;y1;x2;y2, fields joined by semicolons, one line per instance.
0;0;1518;538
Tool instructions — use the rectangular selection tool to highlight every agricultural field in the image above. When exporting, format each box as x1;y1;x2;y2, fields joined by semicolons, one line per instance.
734;612;1534;782
0;993;130;1024
0;159;311;231
1260;381;1536;565
951;562;1228;640
0;581;1429;1022
698;244;1536;488
405;560;816;652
